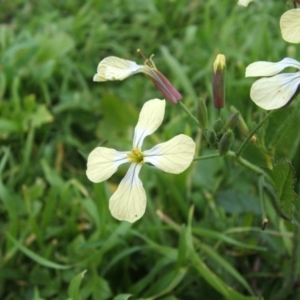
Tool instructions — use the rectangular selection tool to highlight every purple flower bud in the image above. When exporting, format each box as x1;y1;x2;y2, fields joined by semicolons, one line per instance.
212;54;226;109
148;70;182;105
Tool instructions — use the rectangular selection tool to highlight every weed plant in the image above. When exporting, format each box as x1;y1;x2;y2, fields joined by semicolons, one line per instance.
1;0;300;299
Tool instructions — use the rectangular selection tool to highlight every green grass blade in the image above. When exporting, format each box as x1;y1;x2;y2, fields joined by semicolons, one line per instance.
6;233;71;270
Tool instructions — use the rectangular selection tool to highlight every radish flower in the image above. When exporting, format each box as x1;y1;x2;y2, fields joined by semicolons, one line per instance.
86;99;196;223
93;55;182;104
280;9;300;44
237;0;253;7
246;58;300;110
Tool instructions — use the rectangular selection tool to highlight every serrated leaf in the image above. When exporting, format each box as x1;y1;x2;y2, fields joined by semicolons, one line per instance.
269;160;297;219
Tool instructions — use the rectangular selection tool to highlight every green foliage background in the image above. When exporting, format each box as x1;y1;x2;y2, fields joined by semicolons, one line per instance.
1;0;300;299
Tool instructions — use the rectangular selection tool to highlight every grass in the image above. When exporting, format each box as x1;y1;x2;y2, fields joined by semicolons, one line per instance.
1;0;300;299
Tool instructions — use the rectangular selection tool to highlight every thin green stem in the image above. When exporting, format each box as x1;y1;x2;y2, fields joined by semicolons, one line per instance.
236;110;275;157
193;153;220;161
194;150;273;182
226;151;272;182
258;175;268;230
258;175;266;218
179;102;199;127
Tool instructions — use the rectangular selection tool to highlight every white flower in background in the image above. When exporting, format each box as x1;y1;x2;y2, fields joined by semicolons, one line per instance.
93;55;182;104
245;58;300;110
280;9;300;43
86;99;196;223
237;0;253;7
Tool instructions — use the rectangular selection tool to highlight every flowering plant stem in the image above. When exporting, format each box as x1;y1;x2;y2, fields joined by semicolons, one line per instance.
258;175;268;230
194;151;272;182
193;153;220;161
179;101;200;127
236;110;275;157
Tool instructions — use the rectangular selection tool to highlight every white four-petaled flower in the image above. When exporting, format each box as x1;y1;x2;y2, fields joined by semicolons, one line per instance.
237;0;253;7
93;56;182;104
86;99;196;223
280;9;300;44
246;58;300;110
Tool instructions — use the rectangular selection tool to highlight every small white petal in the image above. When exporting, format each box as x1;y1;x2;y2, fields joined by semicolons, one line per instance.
133;99;166;149
237;0;252;7
143;134;195;174
93;57;146;81
250;73;300;110
86;147;128;182
109;163;146;223
246;58;300;77
280;9;300;44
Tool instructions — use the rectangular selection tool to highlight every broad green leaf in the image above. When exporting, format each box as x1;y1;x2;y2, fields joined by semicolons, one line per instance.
216;190;261;214
6;233;70;270
269;160;296;219
68;270;87;300
267;107;300;155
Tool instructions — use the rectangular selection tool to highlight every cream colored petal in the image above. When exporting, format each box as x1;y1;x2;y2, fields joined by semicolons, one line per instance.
93;57;145;81
246;58;300;77
86;147;128;182
143;134;196;174
237;0;252;7
109;163;146;223
133;99;166;149
250;73;300;110
280;9;300;44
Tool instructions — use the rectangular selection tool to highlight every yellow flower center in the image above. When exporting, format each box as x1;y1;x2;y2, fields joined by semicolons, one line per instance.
127;148;144;164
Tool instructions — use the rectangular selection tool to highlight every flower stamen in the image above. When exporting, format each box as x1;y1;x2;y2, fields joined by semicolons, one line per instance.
127;148;144;164
137;48;157;69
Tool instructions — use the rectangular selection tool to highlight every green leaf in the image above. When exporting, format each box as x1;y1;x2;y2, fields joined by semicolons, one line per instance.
193;227;266;251
68;270;87;300
200;244;255;296
269;160;297;219
145;268;188;299
0;119;18;137
6;233;71;270
113;294;132;300
35;32;75;62
191;252;259;300
28;104;54;128
91;276;112;300
32;286;46;300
